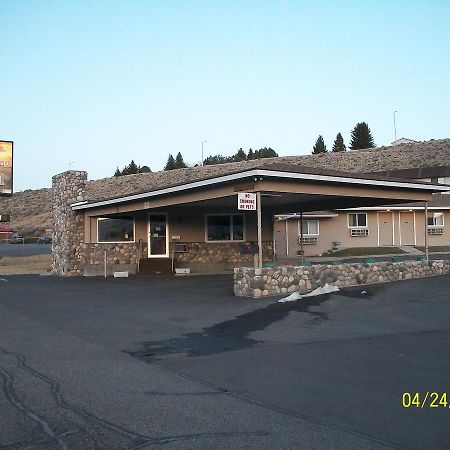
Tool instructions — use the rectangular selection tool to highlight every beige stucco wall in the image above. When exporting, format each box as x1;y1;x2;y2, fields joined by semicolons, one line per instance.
275;210;449;256
85;207;273;246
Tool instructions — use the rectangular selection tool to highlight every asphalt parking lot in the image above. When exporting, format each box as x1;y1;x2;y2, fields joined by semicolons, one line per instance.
0;274;449;449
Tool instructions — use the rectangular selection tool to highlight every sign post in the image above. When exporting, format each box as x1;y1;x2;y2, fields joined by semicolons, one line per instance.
237;192;262;267
257;192;262;268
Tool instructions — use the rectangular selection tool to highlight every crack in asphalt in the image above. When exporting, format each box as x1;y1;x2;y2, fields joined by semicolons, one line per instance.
0;430;77;450
0;347;269;449
0;365;68;450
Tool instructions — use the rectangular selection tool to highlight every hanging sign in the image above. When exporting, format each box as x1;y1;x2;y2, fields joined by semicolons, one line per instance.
237;192;257;210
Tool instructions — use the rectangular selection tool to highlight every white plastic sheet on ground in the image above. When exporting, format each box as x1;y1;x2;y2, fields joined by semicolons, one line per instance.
278;283;340;303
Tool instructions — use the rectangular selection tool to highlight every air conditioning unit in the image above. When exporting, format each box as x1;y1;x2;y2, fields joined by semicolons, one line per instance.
350;228;369;237
428;228;443;235
298;236;318;245
174;243;189;253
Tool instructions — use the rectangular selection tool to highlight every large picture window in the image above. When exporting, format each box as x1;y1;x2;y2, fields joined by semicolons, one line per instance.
348;213;367;228
98;217;135;243
299;220;319;235
206;214;244;242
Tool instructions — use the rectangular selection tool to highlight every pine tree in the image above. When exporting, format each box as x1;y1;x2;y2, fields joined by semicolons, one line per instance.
257;147;278;158
247;148;254;160
128;160;138;174
349;122;375;150
174;152;187;169
122;160;139;175
113;161;150;176
234;148;247;162
203;155;231;165
332;133;346;152
164;154;176;171
312;135;327;154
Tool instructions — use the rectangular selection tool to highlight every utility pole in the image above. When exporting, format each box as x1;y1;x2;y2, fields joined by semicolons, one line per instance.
201;140;207;166
393;111;398;142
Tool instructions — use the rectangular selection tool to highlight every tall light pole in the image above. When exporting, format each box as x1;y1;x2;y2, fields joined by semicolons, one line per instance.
393;110;398;142
201;140;207;166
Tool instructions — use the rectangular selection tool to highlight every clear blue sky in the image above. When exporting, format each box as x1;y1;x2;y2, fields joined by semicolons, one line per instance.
1;0;449;191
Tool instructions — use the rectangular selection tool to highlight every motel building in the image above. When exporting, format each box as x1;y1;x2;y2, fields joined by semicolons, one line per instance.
51;161;449;280
275;204;449;258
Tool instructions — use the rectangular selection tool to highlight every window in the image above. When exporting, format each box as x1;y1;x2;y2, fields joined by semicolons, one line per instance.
299;220;319;236
348;213;367;228
206;214;244;242
98;217;134;243
427;213;444;227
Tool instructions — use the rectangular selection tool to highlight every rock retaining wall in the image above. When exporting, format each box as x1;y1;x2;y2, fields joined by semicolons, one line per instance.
175;241;273;266
234;260;449;298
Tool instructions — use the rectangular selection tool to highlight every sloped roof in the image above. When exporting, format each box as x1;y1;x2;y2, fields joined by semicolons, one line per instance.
85;138;450;202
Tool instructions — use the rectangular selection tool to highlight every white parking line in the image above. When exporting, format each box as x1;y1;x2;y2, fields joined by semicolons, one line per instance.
0;278;8;282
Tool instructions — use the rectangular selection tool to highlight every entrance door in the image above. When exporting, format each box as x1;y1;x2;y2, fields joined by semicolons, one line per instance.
399;212;415;245
274;221;288;256
379;212;394;246
148;214;168;257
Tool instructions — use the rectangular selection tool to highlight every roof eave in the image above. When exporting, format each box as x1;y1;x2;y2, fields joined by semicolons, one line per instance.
71;168;449;211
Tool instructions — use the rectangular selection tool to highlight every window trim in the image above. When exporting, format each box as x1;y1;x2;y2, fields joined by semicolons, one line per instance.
298;219;320;236
427;212;444;228
97;216;136;244
347;213;368;228
205;213;245;243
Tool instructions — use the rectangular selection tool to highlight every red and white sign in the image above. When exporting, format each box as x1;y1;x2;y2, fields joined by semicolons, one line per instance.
237;192;257;210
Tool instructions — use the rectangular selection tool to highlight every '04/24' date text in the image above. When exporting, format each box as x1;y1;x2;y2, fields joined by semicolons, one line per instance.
402;392;449;408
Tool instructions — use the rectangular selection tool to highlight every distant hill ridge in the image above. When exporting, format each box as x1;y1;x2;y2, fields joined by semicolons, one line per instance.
1;138;449;235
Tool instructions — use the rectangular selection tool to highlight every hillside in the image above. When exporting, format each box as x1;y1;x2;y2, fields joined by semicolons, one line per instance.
0;188;52;236
1;138;449;236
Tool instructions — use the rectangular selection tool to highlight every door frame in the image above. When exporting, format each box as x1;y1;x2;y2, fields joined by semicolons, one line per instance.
147;212;169;258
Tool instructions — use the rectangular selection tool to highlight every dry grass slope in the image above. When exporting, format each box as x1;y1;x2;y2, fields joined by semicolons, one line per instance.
1;139;449;236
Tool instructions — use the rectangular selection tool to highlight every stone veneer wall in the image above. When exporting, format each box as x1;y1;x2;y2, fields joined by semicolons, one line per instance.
86;243;139;265
234;260;449;298
52;170;142;276
83;243;139;276
52;171;88;276
175;241;273;267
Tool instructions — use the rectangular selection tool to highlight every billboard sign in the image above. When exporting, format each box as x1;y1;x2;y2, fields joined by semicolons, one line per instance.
0;140;13;196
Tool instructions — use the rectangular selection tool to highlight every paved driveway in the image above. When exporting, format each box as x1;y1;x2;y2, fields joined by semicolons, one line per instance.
0;274;449;449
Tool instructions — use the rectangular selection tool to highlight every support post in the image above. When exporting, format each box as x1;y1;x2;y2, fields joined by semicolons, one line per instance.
285;220;289;256
257;192;262;268
424;201;429;261
300;212;304;262
376;212;380;247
